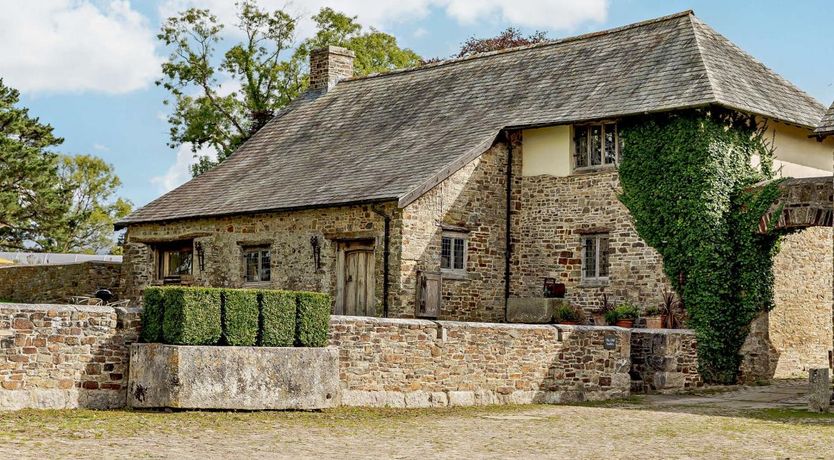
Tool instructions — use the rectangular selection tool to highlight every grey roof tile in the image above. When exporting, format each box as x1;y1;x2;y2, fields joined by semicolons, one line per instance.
119;11;825;226
815;102;834;136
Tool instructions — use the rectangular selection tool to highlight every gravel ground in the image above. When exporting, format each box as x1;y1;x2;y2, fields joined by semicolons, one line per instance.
1;384;832;459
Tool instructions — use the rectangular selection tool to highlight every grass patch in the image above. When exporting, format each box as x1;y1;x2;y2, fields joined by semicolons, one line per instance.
746;408;834;424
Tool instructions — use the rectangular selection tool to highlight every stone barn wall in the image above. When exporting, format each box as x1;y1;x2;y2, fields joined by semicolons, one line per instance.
0;303;141;410
0;262;122;304
630;329;702;393
329;316;631;407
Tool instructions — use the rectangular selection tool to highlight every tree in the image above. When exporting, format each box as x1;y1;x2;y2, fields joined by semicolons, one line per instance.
0;79;68;252
45;155;132;254
456;27;549;58
158;2;421;176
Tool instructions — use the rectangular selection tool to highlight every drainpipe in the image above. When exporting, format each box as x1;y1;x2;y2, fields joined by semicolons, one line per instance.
372;206;391;318
504;133;514;322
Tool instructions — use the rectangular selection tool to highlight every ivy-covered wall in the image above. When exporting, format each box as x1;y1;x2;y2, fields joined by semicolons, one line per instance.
618;108;785;384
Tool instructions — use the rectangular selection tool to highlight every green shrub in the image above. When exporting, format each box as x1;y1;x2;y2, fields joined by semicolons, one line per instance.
140;287;165;343
295;291;331;347
222;289;259;346
162;287;222;345
259;290;296;347
552;303;586;324
606;303;641;324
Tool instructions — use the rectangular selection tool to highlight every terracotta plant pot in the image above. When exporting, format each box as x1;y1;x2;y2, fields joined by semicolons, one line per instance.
592;313;606;326
615;319;634;328
644;316;664;329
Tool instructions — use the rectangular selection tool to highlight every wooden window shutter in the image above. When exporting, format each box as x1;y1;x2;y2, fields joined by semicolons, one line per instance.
416;271;442;318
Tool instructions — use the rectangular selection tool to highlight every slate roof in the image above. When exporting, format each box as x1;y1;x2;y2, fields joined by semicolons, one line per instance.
119;10;826;227
815;102;834;137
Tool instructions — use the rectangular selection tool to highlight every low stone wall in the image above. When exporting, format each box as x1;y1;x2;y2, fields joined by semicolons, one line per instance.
329;316;631;407
630;329;702;393
0;303;140;410
0;261;123;304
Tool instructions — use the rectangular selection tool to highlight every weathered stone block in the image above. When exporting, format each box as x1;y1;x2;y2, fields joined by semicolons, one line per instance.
808;368;831;413
128;343;340;410
507;297;566;323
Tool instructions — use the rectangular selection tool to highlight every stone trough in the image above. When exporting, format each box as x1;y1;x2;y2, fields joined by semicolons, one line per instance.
128;344;340;410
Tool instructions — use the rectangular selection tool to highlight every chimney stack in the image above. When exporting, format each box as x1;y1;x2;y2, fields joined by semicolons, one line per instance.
309;46;355;93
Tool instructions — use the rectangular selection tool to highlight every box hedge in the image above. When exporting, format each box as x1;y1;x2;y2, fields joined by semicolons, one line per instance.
140;287;165;343
162;287;222;345
260;290;296;347
295;292;331;347
222;289;259;346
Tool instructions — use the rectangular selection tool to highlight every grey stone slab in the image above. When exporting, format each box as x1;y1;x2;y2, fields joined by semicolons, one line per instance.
128;343;340;410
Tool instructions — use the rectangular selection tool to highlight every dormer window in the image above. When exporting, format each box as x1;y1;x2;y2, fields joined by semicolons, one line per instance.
574;123;619;169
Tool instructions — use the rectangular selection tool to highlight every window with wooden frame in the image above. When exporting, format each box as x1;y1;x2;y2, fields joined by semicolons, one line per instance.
242;246;271;283
155;241;193;284
581;233;610;281
440;232;468;273
574;123;619;169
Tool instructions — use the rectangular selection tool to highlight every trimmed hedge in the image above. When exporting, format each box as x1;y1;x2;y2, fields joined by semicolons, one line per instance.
162;287;222;345
140;287;165;343
222;289;259;346
260;290;296;347
296;292;331;347
139;286;332;347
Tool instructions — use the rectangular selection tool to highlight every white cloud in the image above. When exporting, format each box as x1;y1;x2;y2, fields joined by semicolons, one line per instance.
413;27;429;38
151;143;217;193
92;143;110;152
160;0;607;38
0;0;161;94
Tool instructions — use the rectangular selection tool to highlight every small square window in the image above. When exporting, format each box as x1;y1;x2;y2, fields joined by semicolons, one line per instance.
440;233;468;273
581;234;610;281
243;247;271;283
155;241;193;283
574;123;619;169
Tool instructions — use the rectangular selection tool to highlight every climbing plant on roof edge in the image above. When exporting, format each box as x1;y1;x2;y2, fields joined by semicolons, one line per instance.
618;108;784;384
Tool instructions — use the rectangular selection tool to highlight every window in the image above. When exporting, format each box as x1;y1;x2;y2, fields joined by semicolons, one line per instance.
581;234;610;281
574;123;619;169
440;233;467;272
156;241;193;283
243;247;271;283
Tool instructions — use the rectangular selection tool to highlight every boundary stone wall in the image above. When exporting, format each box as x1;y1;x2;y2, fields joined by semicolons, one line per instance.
630;329;702;393
329;315;631;407
0;303;140;410
0;262;123;304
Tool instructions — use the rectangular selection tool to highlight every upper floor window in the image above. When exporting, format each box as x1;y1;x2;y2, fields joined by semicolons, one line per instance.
574;123;619;169
156;241;193;283
581;233;610;281
441;232;467;272
243;246;271;283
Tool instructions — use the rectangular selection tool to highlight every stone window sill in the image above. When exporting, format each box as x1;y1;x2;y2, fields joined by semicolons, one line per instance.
579;278;610;288
572;165;617;176
243;281;272;288
441;270;469;281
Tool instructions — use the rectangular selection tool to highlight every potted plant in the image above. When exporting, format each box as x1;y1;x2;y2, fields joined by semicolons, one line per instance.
643;305;665;329
552;303;586;325
592;292;614;326
606;303;640;328
660;289;685;328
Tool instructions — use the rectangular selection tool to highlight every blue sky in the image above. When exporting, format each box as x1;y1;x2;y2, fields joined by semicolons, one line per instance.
2;0;833;208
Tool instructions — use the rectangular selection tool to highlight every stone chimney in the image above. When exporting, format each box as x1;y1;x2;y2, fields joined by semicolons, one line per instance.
309;46;355;93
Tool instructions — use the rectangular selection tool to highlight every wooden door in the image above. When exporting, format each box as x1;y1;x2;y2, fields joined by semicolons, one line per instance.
335;240;376;316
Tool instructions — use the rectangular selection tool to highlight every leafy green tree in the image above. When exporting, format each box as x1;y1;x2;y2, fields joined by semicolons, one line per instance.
157;2;421;176
46;155;132;254
0;79;68;251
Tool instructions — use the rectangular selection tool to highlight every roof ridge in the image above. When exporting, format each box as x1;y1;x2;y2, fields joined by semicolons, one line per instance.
687;14;719;103
341;10;696;83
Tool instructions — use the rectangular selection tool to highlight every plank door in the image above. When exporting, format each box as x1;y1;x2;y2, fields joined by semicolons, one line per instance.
416;271;441;318
335;240;376;316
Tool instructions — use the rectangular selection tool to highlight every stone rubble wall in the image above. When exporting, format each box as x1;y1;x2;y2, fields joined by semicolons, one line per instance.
0;303;141;410
0;261;123;304
630;329;702;393
329;315;631;407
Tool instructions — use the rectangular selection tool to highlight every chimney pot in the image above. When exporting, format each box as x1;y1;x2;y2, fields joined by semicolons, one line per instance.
309;46;355;93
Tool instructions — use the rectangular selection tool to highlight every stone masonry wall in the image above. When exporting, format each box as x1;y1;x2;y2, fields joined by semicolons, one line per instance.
122;202;404;317
515;171;670;313
0;262;122;304
399;138;521;322
630;329;702;393
329;315;631;407
0;303;141;410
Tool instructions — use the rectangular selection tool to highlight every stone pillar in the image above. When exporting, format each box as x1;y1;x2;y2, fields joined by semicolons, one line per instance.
808;368;831;413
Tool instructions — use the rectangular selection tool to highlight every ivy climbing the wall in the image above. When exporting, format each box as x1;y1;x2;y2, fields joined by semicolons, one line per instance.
618;108;783;384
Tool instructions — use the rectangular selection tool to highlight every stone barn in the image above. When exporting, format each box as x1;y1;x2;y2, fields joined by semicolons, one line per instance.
118;11;834;379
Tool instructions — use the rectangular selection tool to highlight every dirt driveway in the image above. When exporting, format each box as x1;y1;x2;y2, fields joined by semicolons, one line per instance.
1;381;832;459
